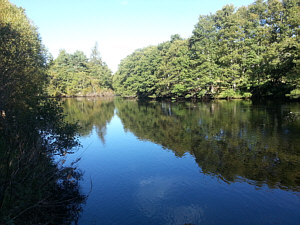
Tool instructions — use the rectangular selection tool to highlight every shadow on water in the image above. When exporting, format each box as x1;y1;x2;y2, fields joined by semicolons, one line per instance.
114;98;300;191
0;99;86;225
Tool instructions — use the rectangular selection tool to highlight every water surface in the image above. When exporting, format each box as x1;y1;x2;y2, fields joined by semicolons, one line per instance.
63;98;300;225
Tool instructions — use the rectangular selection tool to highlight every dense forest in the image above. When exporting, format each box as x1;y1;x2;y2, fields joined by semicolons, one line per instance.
113;0;300;100
45;0;300;100
47;44;113;97
0;0;85;224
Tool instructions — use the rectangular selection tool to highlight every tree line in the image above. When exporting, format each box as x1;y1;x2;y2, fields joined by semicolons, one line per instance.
47;44;113;97
113;0;300;100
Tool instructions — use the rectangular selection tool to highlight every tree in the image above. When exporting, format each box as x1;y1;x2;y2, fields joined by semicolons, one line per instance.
157;39;191;98
89;42;113;89
0;1;84;223
47;45;113;96
189;15;220;98
0;0;47;112
113;0;299;100
113;46;160;98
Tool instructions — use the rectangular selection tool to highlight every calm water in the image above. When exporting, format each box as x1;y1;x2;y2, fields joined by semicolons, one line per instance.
62;98;300;225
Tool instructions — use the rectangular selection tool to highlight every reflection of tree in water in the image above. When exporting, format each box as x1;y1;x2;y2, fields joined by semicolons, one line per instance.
0;152;85;224
62;97;115;143
115;99;300;191
0;99;86;224
0;0;86;222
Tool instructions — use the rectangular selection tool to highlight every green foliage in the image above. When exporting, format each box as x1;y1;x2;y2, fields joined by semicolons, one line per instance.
0;0;47;112
47;43;113;97
0;99;85;225
242;92;252;98
113;37;192;99
113;0;300;100
287;89;300;99
113;46;160;98
217;89;243;99
157;39;192;98
0;1;85;224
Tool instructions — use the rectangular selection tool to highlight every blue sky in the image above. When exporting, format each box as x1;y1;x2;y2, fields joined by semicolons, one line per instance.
10;0;255;72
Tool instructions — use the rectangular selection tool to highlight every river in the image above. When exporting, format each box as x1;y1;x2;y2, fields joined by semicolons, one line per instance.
62;97;300;225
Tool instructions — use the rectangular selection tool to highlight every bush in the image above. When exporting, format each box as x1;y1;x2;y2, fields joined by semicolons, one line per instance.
217;89;242;99
286;89;300;99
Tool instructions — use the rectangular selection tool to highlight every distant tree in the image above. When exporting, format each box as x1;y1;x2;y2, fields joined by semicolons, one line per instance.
47;44;113;96
189;14;220;98
170;34;183;42
113;0;300;100
89;42;113;89
113;46;159;98
157;39;191;98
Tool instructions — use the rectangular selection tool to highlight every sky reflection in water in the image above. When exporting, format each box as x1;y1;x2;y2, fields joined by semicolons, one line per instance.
63;98;300;225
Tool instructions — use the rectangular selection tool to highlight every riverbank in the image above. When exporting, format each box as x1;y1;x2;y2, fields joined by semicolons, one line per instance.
49;89;115;98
